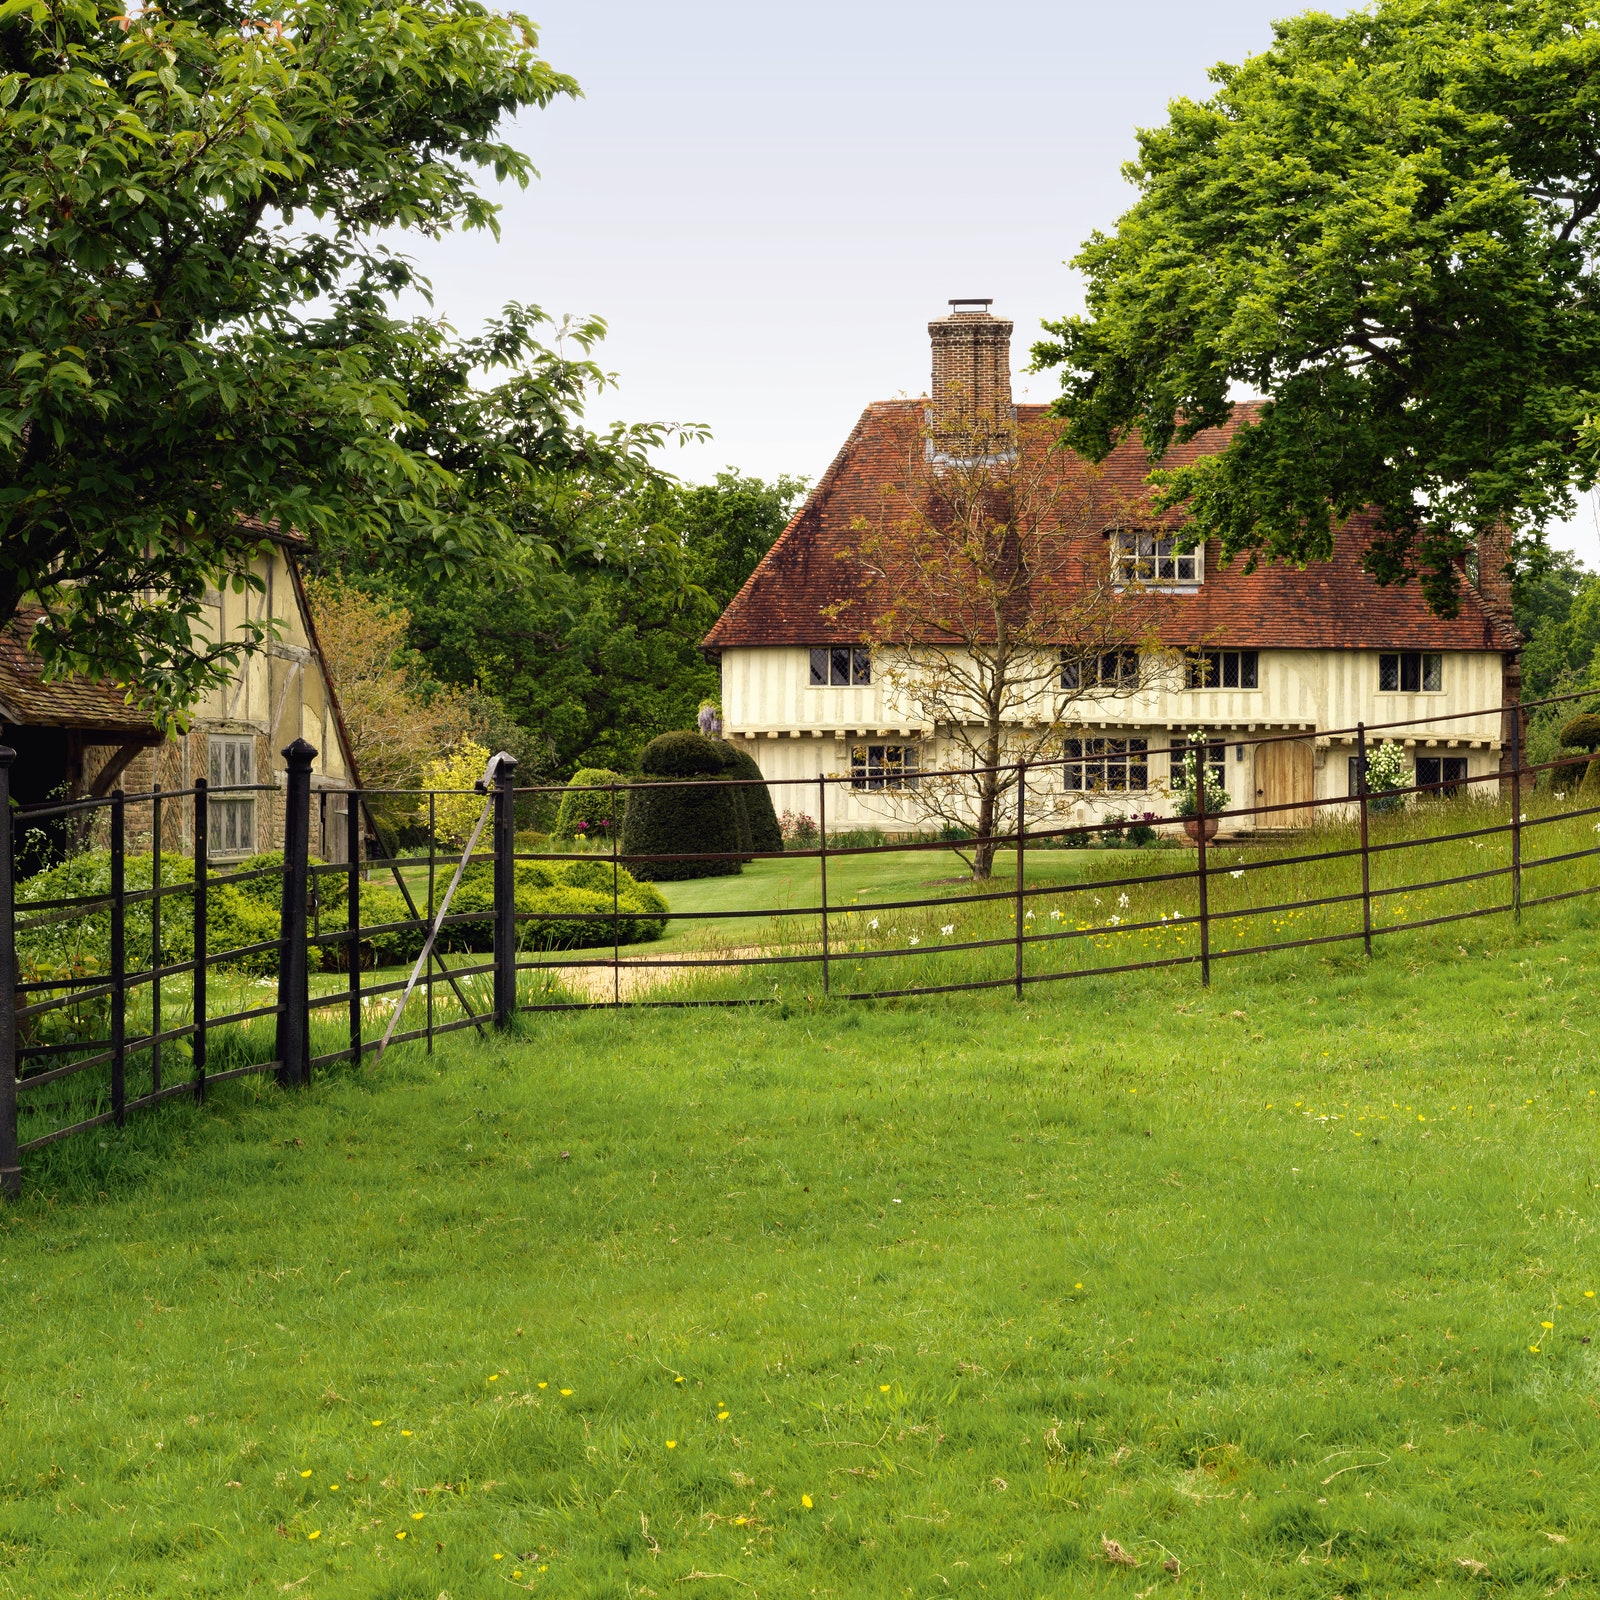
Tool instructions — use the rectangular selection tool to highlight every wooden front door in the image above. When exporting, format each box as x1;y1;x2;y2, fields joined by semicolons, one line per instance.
1255;739;1315;828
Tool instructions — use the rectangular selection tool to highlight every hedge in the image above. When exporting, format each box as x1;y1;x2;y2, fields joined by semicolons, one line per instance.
13;849;334;986
714;740;783;855
339;859;668;969
621;731;745;881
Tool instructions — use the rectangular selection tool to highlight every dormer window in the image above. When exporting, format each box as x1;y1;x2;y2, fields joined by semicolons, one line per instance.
1111;531;1200;585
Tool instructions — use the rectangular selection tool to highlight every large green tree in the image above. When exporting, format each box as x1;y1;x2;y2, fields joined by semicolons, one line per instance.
0;0;625;721
1034;0;1600;615
315;471;804;778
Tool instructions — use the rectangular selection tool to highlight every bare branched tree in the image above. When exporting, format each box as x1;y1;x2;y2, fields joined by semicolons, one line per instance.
832;405;1171;879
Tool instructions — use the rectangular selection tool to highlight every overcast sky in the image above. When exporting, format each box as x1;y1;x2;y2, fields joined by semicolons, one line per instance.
401;0;1597;567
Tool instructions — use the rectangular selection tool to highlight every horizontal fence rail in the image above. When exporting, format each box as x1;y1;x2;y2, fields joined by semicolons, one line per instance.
4;684;1600;1193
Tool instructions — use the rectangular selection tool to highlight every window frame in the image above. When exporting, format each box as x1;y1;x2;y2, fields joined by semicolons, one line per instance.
207;734;257;858
1060;647;1140;693
1377;651;1444;693
1062;736;1150;794
849;742;919;791
1110;531;1201;586
810;646;871;687
1185;649;1259;690
1415;755;1469;798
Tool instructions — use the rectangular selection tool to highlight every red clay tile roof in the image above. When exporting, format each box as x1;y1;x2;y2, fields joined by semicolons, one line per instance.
703;401;1513;653
0;609;161;736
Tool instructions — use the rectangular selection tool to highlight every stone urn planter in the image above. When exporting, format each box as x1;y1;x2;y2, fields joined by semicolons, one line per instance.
1182;816;1219;843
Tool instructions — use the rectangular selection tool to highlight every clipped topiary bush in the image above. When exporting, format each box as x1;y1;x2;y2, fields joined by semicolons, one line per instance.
553;768;626;842
621;731;745;881
713;740;784;855
1560;713;1600;798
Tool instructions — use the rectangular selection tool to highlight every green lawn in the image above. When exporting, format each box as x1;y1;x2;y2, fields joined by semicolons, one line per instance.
5;897;1600;1597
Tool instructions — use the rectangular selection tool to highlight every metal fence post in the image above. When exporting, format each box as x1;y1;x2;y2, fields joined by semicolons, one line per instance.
275;739;316;1087
151;785;162;1093
0;745;19;1199
347;791;361;1062
1510;700;1523;922
1014;760;1026;1000
1195;739;1211;987
611;779;620;1008
1356;723;1372;958
818;777;829;997
110;789;126;1127
493;752;519;1029
193;777;207;1101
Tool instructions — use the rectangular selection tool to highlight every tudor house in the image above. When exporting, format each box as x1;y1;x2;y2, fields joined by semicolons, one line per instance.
1;524;360;866
702;303;1520;833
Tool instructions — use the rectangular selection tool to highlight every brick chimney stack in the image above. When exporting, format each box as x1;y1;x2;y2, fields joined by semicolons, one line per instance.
1474;523;1517;638
929;299;1014;457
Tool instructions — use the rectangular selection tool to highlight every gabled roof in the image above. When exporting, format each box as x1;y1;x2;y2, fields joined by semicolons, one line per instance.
0;608;161;738
703;401;1514;653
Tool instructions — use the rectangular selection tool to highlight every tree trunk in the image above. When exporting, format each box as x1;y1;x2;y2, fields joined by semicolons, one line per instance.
972;724;1002;880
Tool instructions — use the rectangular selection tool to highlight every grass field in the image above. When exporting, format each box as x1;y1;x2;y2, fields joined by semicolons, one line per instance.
5;880;1600;1598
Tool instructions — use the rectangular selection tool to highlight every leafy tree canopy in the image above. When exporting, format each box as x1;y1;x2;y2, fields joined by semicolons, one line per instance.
1;0;681;721
1033;0;1600;615
312;470;804;779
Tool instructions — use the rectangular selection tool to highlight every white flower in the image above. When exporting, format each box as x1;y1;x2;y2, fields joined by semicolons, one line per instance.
1117;892;1130;909
1520;813;1528;822
1050;909;1062;920
1230;869;1244;879
1172;911;1183;920
1556;792;1566;801
869;917;879;930
1107;915;1121;926
908;935;920;946
941;923;954;935
1024;909;1035;920
1093;896;1102;907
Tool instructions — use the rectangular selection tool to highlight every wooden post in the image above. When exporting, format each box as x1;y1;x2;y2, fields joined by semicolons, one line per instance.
193;777;207;1102
818;777;830;997
347;791;361;1062
275;738;316;1088
110;789;126;1127
492;752;519;1028
1195;739;1211;987
1014;760;1026;1001
1356;724;1372;958
0;745;19;1199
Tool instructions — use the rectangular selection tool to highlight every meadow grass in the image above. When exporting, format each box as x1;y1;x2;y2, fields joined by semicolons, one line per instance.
4;881;1600;1597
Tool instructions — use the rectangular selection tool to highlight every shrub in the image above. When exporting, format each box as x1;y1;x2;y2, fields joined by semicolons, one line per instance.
1559;713;1600;750
620;732;744;881
1363;740;1410;813
553;769;626;841
336;859;668;969
713;741;784;855
780;810;818;849
421;738;493;847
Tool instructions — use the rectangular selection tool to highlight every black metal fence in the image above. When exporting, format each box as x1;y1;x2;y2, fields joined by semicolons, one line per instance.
4;690;1599;1197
